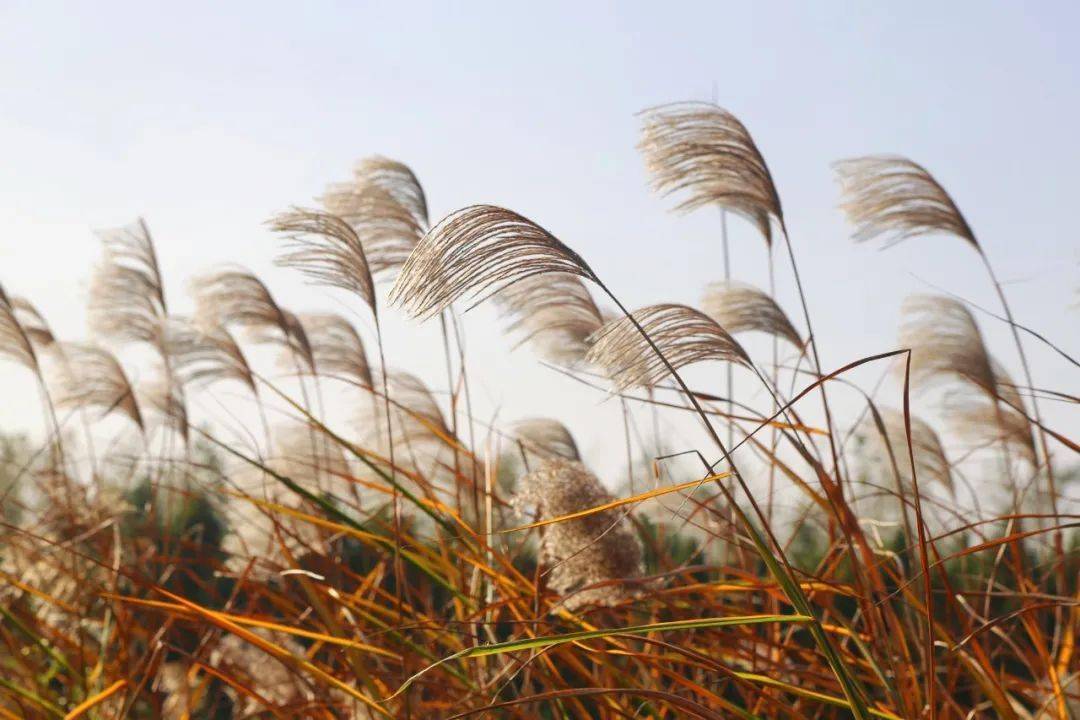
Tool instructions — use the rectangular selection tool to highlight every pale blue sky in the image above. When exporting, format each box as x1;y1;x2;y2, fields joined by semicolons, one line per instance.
1;2;1077;482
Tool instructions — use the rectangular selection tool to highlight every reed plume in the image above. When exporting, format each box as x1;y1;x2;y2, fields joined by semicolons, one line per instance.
10;296;56;349
586;303;749;391
900;297;1036;470
300;313;373;390
510;417;581;462
512;457;642;610
639;101;783;244
166;319;258;396
948;359;1036;467
88;218;169;347
390;205;597;320
858;408;953;493
270;208;377;314
350;156;429;228
271;421;352;491
0;284;42;374
833;156;977;249
700;281;802;348
359;370;448;452
899;294;996;397
947;392;1037;468
494;272;604;365
321;157;428;278
138;377;190;445
191;267;314;371
50;343;143;430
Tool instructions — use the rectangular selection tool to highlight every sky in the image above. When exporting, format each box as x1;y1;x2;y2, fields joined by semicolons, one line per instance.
1;2;1077;486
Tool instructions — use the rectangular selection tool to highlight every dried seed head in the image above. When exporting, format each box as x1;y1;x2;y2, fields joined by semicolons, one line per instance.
586;303;749;391
271;422;351;488
138;376;189;445
358;370;450;476
301;313;373;390
191;268;314;370
700;281;802;349
270;207;377;314
899;294;995;397
167;318;258;396
10;296;55;349
857;408;953;493
88;218;169;349
946;361;1036;466
352;156;429;228
494;273;604;365
834;155;978;250
0;284;39;372
50;343;143;430
513;458;643;610
390;205;597;320
639;102;782;244
320;157;428;279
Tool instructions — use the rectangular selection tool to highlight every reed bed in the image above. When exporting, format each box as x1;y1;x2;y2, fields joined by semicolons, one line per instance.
0;101;1076;720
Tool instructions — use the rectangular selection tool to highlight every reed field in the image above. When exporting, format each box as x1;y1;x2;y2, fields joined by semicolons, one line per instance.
0;101;1077;719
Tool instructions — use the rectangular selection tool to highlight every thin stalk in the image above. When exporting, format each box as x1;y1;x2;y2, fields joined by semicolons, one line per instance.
439;311;464;515
977;252;1063;573
372;316;404;646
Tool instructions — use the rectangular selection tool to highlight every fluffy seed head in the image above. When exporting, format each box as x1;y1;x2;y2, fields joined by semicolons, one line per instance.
390;205;597;320
494;273;604;365
587;303;749;391
834;155;978;250
639;101;782;244
700;281;802;349
513;458;642;610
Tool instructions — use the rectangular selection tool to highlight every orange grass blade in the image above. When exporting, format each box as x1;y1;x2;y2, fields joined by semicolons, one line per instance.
63;680;127;720
499;472;731;533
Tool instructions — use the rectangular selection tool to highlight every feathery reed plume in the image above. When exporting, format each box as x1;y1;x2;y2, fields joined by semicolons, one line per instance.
166;319;257;396
357;370;451;486
833;156;977;249
949;395;1037;468
639;101;782;244
300;313;373;390
512;457;642;610
858;409;953;493
270;208;377;314
1;286;70;469
901;298;1036;473
700;280;802;348
494;273;604;365
390;205;597;319
360;370;449;451
0;284;41;373
10;296;55;348
191;267;314;370
138;377;189;445
510;418;581;462
51;343;143;430
948;360;1036;466
899;294;996;397
586;303;749;391
352;155;429;228
319;175;425;280
88;218;169;346
988;358;1027;413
